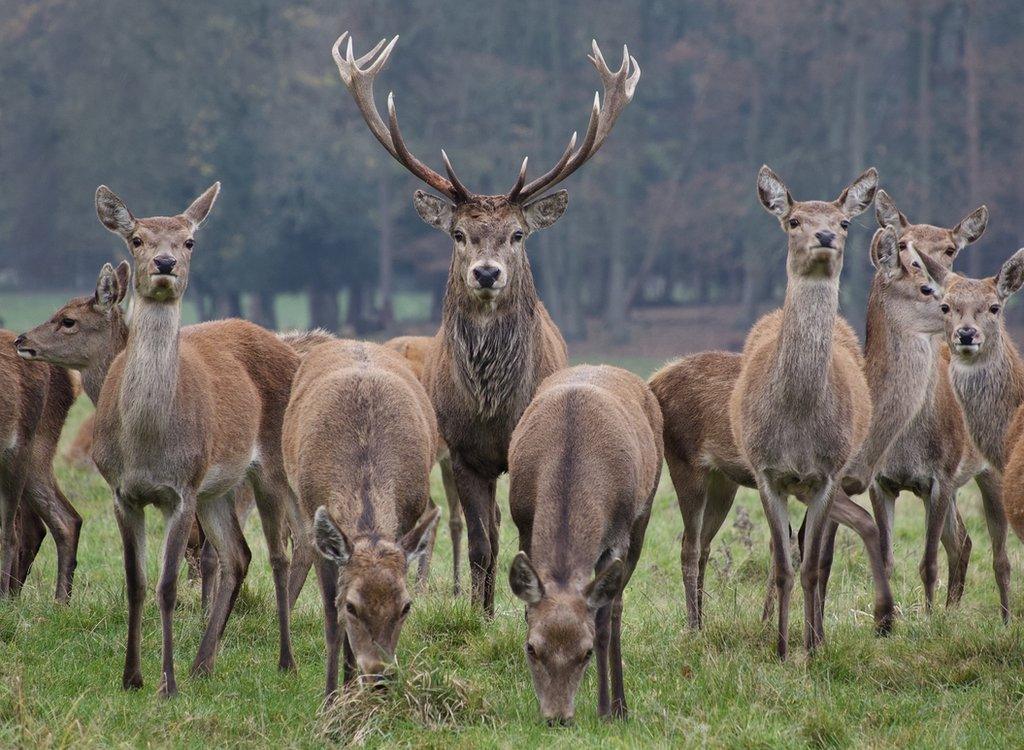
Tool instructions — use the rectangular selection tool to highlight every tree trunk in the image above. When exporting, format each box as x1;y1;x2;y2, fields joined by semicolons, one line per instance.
603;173;630;343
215;290;243;319
249;290;278;330
309;287;339;332
377;170;395;331
916;5;933;220
964;0;983;278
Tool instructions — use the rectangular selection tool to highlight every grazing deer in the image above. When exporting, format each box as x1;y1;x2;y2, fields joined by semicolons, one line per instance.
931;249;1024;548
729;166;877;659
383;335;464;595
507;365;662;723
284;339;440;696
88;184;303;696
1;331;79;602
332;31;638;613
832;193;1011;620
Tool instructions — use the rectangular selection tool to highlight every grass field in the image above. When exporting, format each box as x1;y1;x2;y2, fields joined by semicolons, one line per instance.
1;401;1023;748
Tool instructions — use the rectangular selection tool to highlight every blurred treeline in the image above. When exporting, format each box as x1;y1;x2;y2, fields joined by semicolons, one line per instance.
2;0;1023;340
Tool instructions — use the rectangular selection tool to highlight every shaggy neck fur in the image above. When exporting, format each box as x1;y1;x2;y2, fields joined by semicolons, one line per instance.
119;300;181;442
771;276;838;406
950;330;1024;470
83;314;129;405
443;255;538;419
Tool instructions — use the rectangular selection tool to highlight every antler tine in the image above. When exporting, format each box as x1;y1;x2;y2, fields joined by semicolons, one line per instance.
386;94;461;199
515;40;640;202
440;150;472;202
334;32;466;201
507;157;529;201
519;131;578;199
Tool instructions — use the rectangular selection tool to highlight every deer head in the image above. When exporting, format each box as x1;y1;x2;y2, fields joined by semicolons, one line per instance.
509;551;624;724
332;32;639;312
936;249;1024;362
757;166;878;280
15;261;131;367
869;225;946;335
313;505;440;681
874;189;988;269
95;183;220;303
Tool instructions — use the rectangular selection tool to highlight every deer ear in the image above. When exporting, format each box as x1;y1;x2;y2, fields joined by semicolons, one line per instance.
181;182;220;228
94;263;120;310
953;205;989;248
95;186;136;237
996;249;1024;300
918;249;950;290
509;551;544;604
871;227;899;271
399;505;441;567
313;506;351;566
835;168;878;217
584;558;624;610
114;260;131;303
756;166;792;218
413;190;453;232
874;189;908;230
523;190;568;232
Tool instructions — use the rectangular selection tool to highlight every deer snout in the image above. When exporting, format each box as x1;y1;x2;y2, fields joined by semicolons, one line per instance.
13;334;35;359
472;264;502;289
815;230;836;248
13;334;25;349
152;255;177;275
957;326;979;345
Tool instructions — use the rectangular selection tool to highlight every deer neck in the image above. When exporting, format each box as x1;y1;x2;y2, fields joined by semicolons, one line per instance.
82;317;129;405
118;299;182;437
442;261;538;419
950;329;1024;470
863;282;938;404
771;275;838;404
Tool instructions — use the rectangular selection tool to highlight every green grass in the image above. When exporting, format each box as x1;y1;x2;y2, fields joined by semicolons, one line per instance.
2;401;1024;748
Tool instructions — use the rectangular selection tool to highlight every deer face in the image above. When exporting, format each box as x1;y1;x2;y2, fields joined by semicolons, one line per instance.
313;506;439;681
509;552;623;724
870;226;946;335
15;261;130;367
758;166;877;280
414;191;568;309
875;190;988;269
938;249;1024;362
95;183;219;303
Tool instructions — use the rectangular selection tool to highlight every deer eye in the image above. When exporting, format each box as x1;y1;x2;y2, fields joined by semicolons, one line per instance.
525;643;538;659
840;220;850;230
131;237;143;248
511;230;524;243
583;648;594;662
400;601;412;617
911;260;921;269
990;304;1001;314
452;230;466;243
946;247;956;256
184;239;194;249
788;218;800;229
60;318;76;329
940;303;950;314
345;601;358;617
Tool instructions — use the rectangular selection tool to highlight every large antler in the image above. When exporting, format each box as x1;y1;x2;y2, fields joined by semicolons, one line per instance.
332;31;472;202
509;40;641;203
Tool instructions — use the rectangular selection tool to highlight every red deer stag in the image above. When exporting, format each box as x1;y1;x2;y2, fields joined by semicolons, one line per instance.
332;31;639;614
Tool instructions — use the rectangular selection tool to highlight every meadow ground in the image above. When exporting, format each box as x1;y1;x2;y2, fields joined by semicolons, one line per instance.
1;401;1024;749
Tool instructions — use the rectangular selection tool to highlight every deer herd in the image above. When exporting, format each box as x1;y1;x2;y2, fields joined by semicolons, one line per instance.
2;30;1024;726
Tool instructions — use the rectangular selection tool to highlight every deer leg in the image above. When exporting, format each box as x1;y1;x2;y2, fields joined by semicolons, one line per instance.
200;538;217;616
439;454;464;597
452;458;494;615
485;484;500;616
868;481;897;579
414;500;439;593
761;523;794;624
286;492;316;612
609;595;628;719
10;502;47;597
940;497;971;608
191;495;251;677
594;601;612;718
314;556;342;700
976;469;1011;623
155;488;196;698
0;456;31;597
668;454;708;630
758;476;795;658
799;480;836;652
826;493;894;635
185;517;204;583
695;474;737;628
23;472;81;604
812;518;838;631
114;495;146;691
920;480;951;614
250;472;296;672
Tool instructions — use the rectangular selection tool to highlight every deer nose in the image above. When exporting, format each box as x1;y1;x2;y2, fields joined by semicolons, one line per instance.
815;230;836;248
153;255;177;274
957;326;978;344
920;284;934;296
473;265;502;289
13;335;25;348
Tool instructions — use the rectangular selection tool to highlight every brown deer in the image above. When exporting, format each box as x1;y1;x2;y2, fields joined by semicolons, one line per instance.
931;249;1024;546
729;165;877;659
332;32;638;614
284;339;440;696
88;184;303;697
507;365;662;724
1;331;79;603
831;192;1010;620
383;334;464;594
